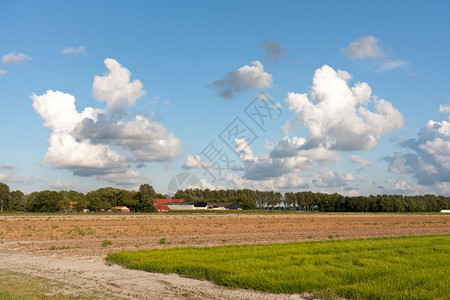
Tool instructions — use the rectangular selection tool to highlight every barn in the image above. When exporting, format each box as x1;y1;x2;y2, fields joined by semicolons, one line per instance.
154;199;184;211
114;206;130;213
166;201;208;210
207;202;242;210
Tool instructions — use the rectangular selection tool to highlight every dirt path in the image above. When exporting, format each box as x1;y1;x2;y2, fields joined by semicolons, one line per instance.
0;252;312;299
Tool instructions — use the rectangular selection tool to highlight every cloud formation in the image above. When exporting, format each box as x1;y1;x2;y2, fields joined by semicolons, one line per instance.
312;168;357;188
286;65;403;152
93;58;146;114
2;52;32;64
342;36;385;60
384;107;450;185
208;61;272;99
262;41;286;61
62;46;87;55
51;180;73;190
349;155;374;170
376;59;410;72
32;58;181;184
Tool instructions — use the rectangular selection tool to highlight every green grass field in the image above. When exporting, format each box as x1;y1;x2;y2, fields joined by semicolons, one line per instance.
107;235;450;299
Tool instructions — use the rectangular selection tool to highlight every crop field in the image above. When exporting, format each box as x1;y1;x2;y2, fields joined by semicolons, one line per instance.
0;213;448;256
0;213;449;299
107;235;450;299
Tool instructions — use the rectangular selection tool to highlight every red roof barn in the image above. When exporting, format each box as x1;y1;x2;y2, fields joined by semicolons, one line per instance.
154;199;184;211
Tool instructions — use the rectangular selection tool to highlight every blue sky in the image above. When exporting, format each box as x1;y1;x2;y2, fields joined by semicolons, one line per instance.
1;1;450;195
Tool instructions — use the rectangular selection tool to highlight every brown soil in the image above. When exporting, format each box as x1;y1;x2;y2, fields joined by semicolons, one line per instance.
0;213;449;299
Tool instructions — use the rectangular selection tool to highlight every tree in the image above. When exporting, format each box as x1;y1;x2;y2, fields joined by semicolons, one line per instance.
137;184;156;212
0;182;10;212
9;190;25;211
27;190;63;212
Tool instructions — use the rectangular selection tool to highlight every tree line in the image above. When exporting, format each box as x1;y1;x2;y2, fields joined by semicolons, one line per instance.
1;182;449;213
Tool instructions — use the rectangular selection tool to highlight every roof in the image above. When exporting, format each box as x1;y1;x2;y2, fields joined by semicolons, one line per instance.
166;201;207;207
154;199;184;209
115;206;129;209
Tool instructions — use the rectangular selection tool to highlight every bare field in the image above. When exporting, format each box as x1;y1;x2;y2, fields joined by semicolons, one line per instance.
0;213;448;299
1;213;449;256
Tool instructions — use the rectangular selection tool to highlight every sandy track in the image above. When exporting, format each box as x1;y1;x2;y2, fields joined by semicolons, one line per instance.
0;252;312;299
1;213;449;299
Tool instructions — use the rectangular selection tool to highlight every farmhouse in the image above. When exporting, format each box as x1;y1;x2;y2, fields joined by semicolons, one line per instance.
166;201;208;210
207;202;242;210
114;206;130;213
154;199;184;211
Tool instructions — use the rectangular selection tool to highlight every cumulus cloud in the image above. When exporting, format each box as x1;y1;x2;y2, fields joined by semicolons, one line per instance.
286;65;403;152
233;138;314;181
224;65;401;183
73;114;181;162
349;155;374;170
51;180;73;190
2;52;32;64
97;169;149;186
262;40;286;61
0;69;6;77
342;36;385;60
183;155;214;169
31;90;127;175
0;172;38;185
208;61;272;99
62;46;87;55
384;107;450;185
32;58;181;180
93;58;146;114
312;168;356;188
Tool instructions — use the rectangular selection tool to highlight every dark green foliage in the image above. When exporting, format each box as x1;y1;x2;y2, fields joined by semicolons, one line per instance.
0;182;10;212
27;190;63;212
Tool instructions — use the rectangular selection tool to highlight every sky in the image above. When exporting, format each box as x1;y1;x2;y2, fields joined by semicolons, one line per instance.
1;1;450;196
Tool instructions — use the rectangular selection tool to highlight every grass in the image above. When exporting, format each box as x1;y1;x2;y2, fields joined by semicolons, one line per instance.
107;235;450;299
0;270;80;299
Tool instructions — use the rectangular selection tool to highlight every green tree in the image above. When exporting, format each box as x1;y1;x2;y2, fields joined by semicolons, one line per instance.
9;190;25;211
0;182;10;212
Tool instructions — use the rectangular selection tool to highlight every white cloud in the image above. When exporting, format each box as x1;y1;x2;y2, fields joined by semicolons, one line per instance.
97;169;149;186
439;105;450;114
262;41;286;61
0;172;38;185
31;90;127;175
92;58;146;114
376;59;410;72
384;106;450;185
312;168;356;188
286;65;403;152
51;180;73;190
74;114;181;162
208;61;272;99
349;155;374;170
342;36;385;60
62;46;87;55
32;58;182;179
183;155;214;169
0;69;6;77
2;52;32;64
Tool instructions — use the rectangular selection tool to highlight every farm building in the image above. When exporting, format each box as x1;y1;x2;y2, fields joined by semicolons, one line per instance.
166;201;208;210
207;202;242;210
440;209;450;213
154;199;184;211
114;206;130;213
